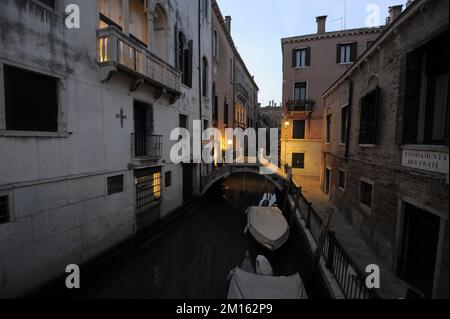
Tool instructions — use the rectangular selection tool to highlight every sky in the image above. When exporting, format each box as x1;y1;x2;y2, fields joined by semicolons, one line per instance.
216;0;408;107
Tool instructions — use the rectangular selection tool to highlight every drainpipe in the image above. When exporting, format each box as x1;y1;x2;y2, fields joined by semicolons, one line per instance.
344;79;353;160
198;0;203;190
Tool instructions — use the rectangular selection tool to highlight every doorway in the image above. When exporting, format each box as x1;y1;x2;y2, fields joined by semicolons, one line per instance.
399;202;440;298
324;168;331;195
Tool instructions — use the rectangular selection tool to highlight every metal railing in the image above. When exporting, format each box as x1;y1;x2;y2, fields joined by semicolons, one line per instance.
291;183;379;299
286;100;315;113
132;134;163;159
98;27;181;93
236;83;249;101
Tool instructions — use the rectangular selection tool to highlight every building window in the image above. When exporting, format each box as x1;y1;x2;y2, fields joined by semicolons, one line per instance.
324;168;331;195
402;31;449;145
213;30;219;58
292;153;305;169
292;48;310;68
340;105;349;144
229;59;233;81
326;114;331;144
165;171;172;188
337;42;357;64
4;65;59;132
202;0;209;17
338;169;346;190
294;82;307;101
135;168;162;215
203;119;209;131
107;175;124;195
360;180;374;208
292;120;306;139
366;40;375;49
224;100;229;126
99;0;123;30
0;195;9;225
179;114;188;129
176;32;193;87
129;0;148;46
202;57;208;98
359;87;381;145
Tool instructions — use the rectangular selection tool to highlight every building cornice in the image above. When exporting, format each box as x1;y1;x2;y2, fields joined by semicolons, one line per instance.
281;27;384;45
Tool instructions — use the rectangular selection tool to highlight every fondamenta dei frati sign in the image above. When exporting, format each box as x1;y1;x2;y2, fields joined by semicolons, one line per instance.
402;149;449;175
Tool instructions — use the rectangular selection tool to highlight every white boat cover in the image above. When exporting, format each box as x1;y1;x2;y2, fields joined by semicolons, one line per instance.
228;268;308;299
247;206;289;251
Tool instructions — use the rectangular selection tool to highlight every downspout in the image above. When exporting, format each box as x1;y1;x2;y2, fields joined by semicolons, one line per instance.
345;79;353;160
198;0;203;190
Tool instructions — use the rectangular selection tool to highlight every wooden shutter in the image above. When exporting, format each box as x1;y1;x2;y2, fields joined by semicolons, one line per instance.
350;42;358;62
292;49;297;68
402;51;422;144
306;47;311;66
336;44;342;64
359;88;380;144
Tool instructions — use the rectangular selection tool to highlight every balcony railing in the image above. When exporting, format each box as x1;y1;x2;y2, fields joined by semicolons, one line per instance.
132;134;163;159
237;83;249;101
98;27;181;97
286;100;315;113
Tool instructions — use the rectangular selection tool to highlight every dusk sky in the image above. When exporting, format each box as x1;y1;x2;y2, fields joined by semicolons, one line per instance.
217;0;408;107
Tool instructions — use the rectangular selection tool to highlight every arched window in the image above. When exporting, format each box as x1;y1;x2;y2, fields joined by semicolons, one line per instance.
154;4;169;60
202;57;208;98
176;31;193;87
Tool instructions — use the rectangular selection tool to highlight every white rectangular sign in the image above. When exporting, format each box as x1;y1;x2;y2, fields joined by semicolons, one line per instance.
402;150;449;174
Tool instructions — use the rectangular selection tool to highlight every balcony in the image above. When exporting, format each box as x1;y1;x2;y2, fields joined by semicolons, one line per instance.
132;134;163;159
237;83;249;102
286;100;315;113
98;27;181;103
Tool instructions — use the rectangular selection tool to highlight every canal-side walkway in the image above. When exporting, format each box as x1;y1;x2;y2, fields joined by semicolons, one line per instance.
293;176;408;299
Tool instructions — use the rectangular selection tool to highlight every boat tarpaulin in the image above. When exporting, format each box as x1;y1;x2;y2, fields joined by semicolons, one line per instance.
247;206;289;251
228;268;308;299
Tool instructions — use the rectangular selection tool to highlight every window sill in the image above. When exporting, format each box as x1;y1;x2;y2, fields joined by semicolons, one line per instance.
339;187;345;192
338;62;354;65
339;142;347;146
0;131;69;138
401;144;449;153
359;203;372;214
293;66;309;70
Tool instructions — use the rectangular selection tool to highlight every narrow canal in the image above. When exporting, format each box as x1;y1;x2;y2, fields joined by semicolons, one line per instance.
38;173;329;299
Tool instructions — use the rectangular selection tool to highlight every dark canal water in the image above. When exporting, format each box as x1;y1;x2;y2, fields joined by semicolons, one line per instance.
38;173;329;299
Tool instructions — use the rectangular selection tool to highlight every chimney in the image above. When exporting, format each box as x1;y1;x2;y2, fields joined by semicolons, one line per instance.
224;16;232;33
389;5;403;23
316;16;327;34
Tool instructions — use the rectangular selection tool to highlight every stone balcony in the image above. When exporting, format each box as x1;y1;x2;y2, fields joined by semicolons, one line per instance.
97;27;181;103
286;100;315;113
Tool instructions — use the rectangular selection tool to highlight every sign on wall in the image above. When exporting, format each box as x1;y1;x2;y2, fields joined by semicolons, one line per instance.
402;150;449;175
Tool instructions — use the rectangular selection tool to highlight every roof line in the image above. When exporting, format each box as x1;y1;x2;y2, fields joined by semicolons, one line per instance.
322;0;427;98
211;0;259;90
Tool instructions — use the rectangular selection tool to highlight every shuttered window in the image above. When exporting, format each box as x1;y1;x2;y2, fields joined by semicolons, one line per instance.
0;195;10;225
293;120;306;139
292;48;311;68
337;42;357;64
359;87;381;145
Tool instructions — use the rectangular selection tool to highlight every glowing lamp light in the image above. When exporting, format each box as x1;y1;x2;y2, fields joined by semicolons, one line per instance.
284;121;290;127
227;140;233;145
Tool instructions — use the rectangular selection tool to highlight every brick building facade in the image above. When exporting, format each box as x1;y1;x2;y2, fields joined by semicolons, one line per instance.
322;0;449;298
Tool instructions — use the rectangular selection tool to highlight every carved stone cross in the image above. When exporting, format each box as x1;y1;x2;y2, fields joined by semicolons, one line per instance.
116;109;127;128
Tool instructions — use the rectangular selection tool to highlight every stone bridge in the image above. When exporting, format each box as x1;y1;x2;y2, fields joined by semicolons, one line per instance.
200;162;290;196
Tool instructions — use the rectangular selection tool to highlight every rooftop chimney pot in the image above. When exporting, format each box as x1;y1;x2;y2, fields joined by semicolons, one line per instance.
316;16;327;34
389;5;403;23
225;16;232;33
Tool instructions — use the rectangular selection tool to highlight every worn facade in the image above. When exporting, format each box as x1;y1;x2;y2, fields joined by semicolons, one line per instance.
0;0;213;297
211;0;258;156
322;0;449;298
281;17;382;180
